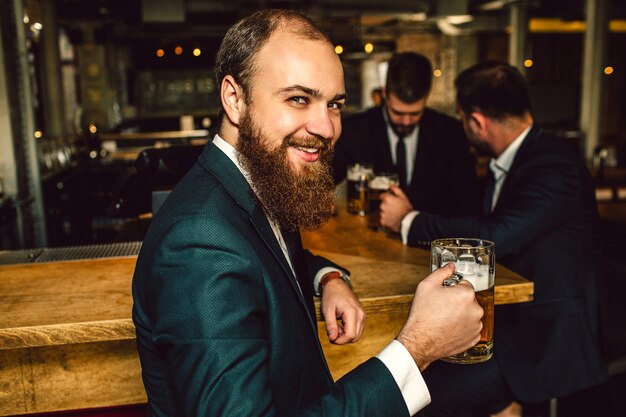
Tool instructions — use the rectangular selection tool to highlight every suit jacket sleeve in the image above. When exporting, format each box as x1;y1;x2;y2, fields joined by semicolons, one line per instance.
135;212;408;417
407;150;581;258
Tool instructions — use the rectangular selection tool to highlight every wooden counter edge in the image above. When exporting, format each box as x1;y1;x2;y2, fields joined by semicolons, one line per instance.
0;319;136;350
1;282;533;350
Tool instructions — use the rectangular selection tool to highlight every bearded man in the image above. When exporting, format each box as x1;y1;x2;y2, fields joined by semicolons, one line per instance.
132;9;483;417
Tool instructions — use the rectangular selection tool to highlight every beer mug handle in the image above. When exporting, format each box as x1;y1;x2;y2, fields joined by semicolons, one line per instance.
442;272;464;287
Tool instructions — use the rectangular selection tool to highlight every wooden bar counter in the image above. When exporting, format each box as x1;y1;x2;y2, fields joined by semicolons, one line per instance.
0;201;532;416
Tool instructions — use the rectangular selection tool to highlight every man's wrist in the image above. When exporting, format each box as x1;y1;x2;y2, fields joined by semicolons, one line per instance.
400;210;420;245
318;270;351;294
396;334;431;372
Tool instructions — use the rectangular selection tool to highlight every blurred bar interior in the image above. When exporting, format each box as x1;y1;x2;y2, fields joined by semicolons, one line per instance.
0;0;625;250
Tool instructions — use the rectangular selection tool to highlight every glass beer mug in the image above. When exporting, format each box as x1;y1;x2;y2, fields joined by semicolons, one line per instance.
346;163;374;216
431;238;495;364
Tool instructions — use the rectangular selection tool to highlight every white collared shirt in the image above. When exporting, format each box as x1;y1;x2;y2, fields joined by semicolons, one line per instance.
212;134;430;415
488;125;531;211
383;107;419;186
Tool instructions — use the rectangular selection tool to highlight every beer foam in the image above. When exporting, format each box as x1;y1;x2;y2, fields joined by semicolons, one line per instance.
347;165;373;181
369;176;396;190
457;264;491;291
347;169;373;181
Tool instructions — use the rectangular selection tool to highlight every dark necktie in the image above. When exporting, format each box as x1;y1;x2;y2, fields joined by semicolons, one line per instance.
396;137;407;189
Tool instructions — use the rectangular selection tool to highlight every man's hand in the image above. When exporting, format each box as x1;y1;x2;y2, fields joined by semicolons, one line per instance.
380;185;414;233
320;277;366;345
396;263;483;371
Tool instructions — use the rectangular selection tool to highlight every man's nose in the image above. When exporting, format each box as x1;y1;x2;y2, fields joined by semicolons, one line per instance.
307;106;336;141
400;115;414;126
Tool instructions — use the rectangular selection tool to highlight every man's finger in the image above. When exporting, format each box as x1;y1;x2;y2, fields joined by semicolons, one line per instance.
338;309;357;341
355;311;366;341
455;279;476;291
389;184;407;199
421;263;456;286
324;309;339;342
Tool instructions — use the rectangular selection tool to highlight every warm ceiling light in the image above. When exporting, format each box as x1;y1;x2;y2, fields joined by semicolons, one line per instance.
604;66;614;75
406;13;427;22
446;15;473;25
88;124;98;134
34;130;43;139
156;48;165;58
174;46;183;55
364;43;374;53
433;69;442;78
524;59;533;68
335;45;344;55
193;48;201;57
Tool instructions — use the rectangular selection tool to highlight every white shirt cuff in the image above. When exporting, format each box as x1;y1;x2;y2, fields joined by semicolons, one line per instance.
376;340;431;415
400;211;420;245
314;267;343;296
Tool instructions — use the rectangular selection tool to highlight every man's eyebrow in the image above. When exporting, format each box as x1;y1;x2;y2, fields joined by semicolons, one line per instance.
390;107;422;116
276;85;347;101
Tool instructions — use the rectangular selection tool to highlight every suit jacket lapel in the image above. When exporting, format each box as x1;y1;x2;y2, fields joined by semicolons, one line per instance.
412;109;434;188
491;125;541;212
197;143;313;323
373;107;395;170
282;228;317;322
483;169;496;214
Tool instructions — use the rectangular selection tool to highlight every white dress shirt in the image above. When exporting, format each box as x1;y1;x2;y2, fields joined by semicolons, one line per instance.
488;125;531;211
212;134;430;415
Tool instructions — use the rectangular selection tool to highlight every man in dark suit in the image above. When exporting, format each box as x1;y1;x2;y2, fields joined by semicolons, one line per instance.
332;52;481;217
132;9;484;417
380;61;607;416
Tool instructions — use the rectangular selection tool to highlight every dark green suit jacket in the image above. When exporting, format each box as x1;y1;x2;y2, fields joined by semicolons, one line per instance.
132;142;409;416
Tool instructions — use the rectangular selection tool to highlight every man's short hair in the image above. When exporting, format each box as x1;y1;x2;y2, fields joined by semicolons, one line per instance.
385;52;433;103
214;9;331;103
455;61;532;121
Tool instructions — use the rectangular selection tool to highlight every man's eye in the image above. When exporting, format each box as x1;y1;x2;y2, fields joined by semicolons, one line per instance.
329;102;345;111
290;97;308;105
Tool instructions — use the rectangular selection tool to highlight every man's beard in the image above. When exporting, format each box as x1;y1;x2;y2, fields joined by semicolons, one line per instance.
391;122;417;139
236;111;336;232
466;125;494;157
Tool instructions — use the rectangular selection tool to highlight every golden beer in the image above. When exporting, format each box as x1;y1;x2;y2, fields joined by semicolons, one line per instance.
445;284;494;364
346;164;373;216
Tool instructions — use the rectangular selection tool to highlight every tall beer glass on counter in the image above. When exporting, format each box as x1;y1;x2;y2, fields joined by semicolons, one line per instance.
366;173;399;231
431;238;495;364
346;163;374;215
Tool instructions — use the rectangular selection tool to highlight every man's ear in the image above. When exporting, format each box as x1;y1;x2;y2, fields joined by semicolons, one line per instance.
220;75;246;126
470;112;487;133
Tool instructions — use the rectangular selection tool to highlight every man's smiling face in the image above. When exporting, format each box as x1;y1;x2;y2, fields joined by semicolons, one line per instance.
235;28;347;230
